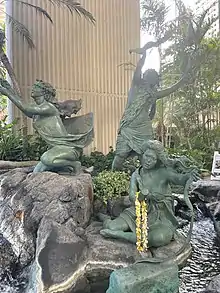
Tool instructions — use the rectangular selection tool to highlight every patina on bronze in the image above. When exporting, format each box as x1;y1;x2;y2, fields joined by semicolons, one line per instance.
0;79;94;174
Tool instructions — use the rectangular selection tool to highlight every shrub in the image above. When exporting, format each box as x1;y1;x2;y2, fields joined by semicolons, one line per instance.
80;148;115;175
0;118;47;161
93;170;130;204
81;148;140;175
167;147;211;171
123;156;140;175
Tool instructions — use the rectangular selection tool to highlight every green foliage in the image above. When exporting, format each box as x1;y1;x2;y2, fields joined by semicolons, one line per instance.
0;94;6;110
162;37;220;171
0;118;47;161
0;119;21;160
80;148;115;176
20;134;48;161
93;171;130;204
81;148;140;176
0;0;95;48
141;1;220;172
167;147;213;170
123;156;140;175
141;0;170;37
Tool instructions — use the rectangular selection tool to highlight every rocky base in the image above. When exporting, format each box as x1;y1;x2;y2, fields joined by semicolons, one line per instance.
0;169;194;293
28;222;191;293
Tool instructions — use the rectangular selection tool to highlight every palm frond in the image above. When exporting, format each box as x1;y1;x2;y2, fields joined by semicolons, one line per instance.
197;1;218;28
47;0;95;23
200;16;219;40
6;13;35;48
17;1;53;23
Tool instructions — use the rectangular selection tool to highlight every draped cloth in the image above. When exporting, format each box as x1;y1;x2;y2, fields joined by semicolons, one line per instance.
120;168;178;234
33;112;94;149
116;86;155;155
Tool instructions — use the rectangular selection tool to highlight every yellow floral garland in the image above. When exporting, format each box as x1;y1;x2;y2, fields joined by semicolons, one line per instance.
135;191;148;252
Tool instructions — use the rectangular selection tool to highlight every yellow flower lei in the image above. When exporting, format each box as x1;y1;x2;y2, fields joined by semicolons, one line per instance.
135;191;148;252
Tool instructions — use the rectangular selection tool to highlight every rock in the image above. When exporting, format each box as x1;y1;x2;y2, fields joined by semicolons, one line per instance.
85;222;147;266
27;217;87;293
94;196;131;218
204;202;220;243
93;199;107;215
0;234;17;274
27;221;152;293
176;216;189;228
0;170;93;266
191;179;220;202
151;233;192;269
206;202;220;220
107;196;131;217
205;274;220;293
31;222;191;293
106;261;179;293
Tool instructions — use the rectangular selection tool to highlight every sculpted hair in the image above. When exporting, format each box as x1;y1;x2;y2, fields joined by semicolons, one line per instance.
141;140;169;166
34;79;57;102
141;140;196;173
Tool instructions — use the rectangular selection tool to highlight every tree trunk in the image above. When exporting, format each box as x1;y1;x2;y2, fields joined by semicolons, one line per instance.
0;48;21;96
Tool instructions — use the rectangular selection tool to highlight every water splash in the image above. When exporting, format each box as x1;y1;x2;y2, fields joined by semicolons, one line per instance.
179;218;220;292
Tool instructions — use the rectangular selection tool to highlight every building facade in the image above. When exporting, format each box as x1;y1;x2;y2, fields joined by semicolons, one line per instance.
6;0;140;154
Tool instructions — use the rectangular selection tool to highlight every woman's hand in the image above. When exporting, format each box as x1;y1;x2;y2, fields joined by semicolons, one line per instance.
0;79;14;96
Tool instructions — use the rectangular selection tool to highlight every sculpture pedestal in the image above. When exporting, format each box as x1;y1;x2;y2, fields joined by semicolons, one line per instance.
106;261;179;293
106;232;191;293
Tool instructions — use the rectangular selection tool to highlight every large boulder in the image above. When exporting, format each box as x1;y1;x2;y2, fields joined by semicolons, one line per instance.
27;217;88;293
191;179;220;202
29;221;151;293
30;222;191;293
0;169;93;267
0;169;192;293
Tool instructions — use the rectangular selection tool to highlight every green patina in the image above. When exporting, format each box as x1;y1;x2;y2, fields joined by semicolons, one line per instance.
0;79;94;174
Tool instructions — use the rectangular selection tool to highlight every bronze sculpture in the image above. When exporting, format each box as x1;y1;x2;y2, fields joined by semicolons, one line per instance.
112;45;192;171
0;79;94;174
101;140;199;249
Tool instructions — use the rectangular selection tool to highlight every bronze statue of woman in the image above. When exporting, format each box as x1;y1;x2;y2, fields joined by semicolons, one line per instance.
0;79;94;174
101;140;199;248
112;43;192;171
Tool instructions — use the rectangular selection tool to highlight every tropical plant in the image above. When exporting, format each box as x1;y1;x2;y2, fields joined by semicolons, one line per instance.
0;0;95;94
0;116;48;161
141;0;188;144
162;36;220;170
93;171;130;204
80;148;115;176
141;0;219;147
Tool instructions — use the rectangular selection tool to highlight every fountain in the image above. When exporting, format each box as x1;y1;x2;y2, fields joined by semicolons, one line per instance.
0;13;220;293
